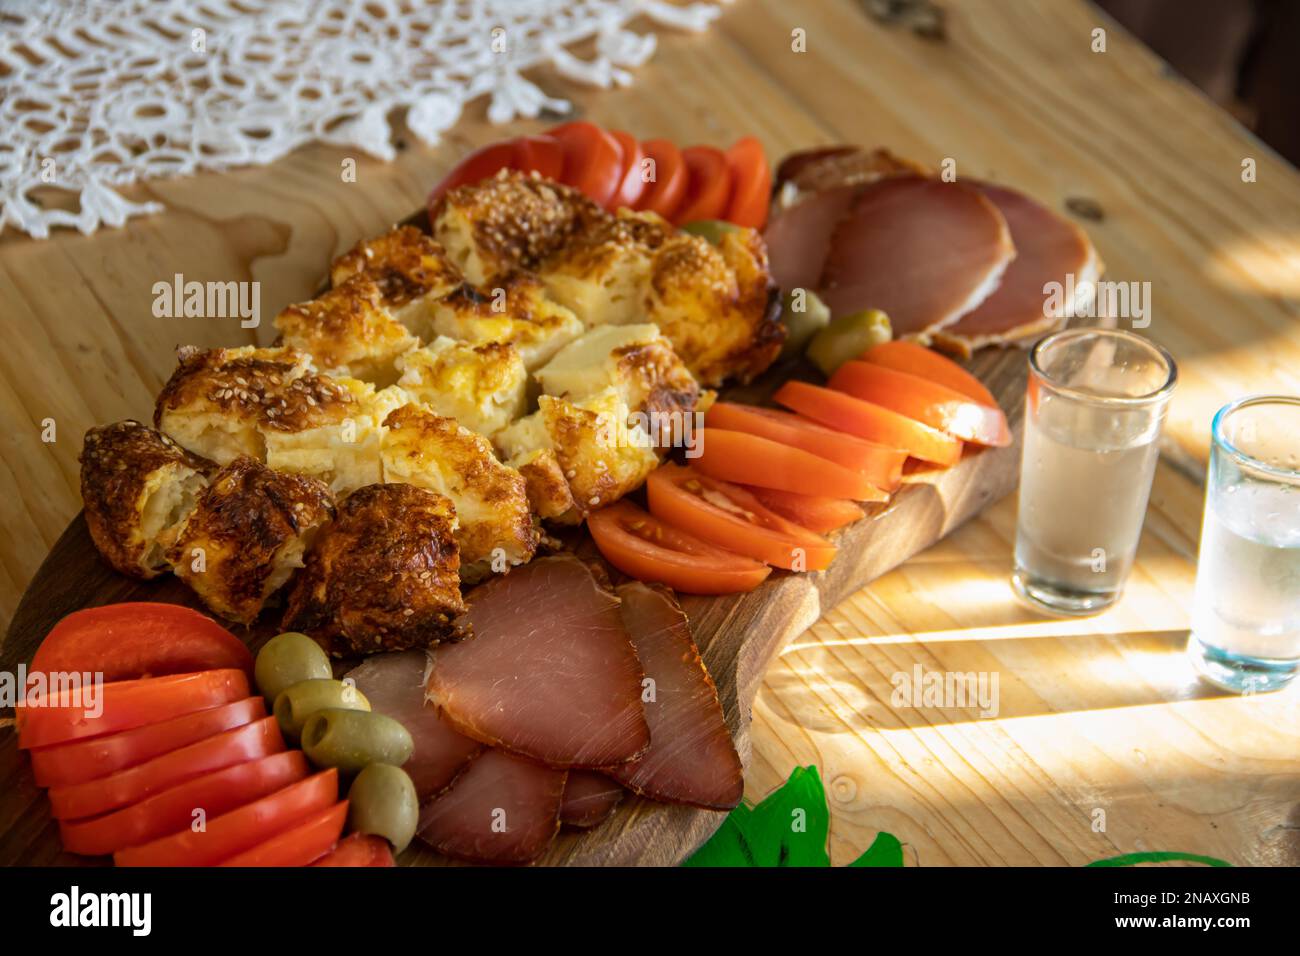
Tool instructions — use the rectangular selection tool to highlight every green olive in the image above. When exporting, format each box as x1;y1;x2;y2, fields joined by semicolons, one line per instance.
274;679;371;742
680;219;740;245
301;709;413;775
807;309;893;377
254;632;331;703
779;288;832;358
347;764;418;853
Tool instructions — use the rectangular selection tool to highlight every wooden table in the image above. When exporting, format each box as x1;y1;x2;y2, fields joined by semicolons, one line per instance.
1;0;1297;865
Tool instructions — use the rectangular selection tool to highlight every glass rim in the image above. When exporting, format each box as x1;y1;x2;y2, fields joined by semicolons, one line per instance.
1211;394;1300;481
1028;327;1178;407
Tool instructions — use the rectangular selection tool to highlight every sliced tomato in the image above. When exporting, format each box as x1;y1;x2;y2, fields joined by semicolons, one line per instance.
774;381;963;467
29;602;253;683
705;403;905;490
220;801;348;867
427;140;516;207
860;340;998;406
311;832;396;868
548;121;623;207
588;500;771;595
511;134;565;181
58;751;309;857
608;130;647;210
696;428;888;502
829;361;1011;447
634;138;688;219
30;696;266;788
17;669;251;750
646;464;836;571
744;486;865;535
48;716;285;820
724;136;771;229
673;145;733;225
115;769;339;868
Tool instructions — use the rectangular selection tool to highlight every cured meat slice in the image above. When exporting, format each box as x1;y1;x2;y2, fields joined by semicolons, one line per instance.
345;651;481;800
608;583;744;810
763;185;856;293
559;771;624;829
929;182;1102;356
818;175;1014;336
416;749;566;865
425;556;650;768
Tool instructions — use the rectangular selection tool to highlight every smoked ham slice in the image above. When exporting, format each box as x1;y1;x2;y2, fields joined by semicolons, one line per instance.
764;186;856;293
559;771;624;829
345;651;481;800
416;749;566;865
608;583;743;810
425;556;650;768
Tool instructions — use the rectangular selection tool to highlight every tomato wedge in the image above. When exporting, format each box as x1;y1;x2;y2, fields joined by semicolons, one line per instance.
673;145;733;225
705;403;905;490
549;121;623;207
220;801;348;867
744;486;865;535
588;500;771;595
312;832;396;867
30;602;253;683
17;669;251;750
58;751;309;857
774;381;963;467
724;136;771;229
30;696;266;788
647;464;835;571
511;134;565;181
115;769;339;867
695;428;887;501
608;130;646;210
634;138;688;219
48;716;285;820
829;361;1011;447
860;340;998;406
427;140;516;207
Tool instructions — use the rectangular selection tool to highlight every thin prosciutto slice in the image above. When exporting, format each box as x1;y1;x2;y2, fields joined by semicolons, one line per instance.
608;583;743;810
345;651;482;800
416;749;566;865
425;556;650;768
559;771;624;829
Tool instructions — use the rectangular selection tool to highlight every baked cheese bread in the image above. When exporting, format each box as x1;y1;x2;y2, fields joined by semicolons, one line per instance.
395;337;527;437
329;225;462;338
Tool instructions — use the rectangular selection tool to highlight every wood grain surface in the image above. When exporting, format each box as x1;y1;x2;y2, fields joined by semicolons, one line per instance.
1;0;1298;866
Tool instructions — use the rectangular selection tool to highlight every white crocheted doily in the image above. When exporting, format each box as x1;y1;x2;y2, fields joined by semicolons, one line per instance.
0;0;725;238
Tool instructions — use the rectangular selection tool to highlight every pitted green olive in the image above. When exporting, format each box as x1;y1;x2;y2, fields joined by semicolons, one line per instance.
807;309;892;377
254;632;331;703
347;763;419;853
273;679;370;742
301;709;413;774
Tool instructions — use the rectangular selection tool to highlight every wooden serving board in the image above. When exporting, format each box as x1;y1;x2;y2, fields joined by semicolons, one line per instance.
0;340;1027;867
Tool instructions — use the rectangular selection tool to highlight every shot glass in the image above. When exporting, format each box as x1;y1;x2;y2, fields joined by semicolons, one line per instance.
1012;328;1177;615
1187;396;1300;693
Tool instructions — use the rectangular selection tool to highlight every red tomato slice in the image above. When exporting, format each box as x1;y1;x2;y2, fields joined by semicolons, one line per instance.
30;696;266;788
58;751;309;857
724;136;771;229
115;769;339;867
634;138;688;219
29;602;253;683
17;669;251;750
548;121;623;207
311;832;396;868
646;464;835;571
860;340;998;406
220;801;348;867
829;361;1011;447
48;716;285;820
695;428;888;502
774;381;963;467
705;403;905;490
511;134;565;181
427;140;516;207
673;145;733;225
588;500;772;595
608;130;646;210
743;486;865;535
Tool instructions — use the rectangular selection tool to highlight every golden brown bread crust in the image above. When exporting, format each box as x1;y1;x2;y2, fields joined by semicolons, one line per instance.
329;225;462;308
282;483;467;655
510;448;577;522
273;275;417;382
169;455;335;624
79;420;213;579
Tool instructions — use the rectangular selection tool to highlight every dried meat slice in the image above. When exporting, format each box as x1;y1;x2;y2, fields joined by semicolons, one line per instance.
607;583;743;810
416;749;565;865
425;556;650;768
345;651;482;800
559;771;624;829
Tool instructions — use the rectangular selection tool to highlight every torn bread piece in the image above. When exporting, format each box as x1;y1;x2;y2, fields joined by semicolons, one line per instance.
329;225;463;338
508;448;577;522
427;273;583;372
395;337;527;438
79;420;212;579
